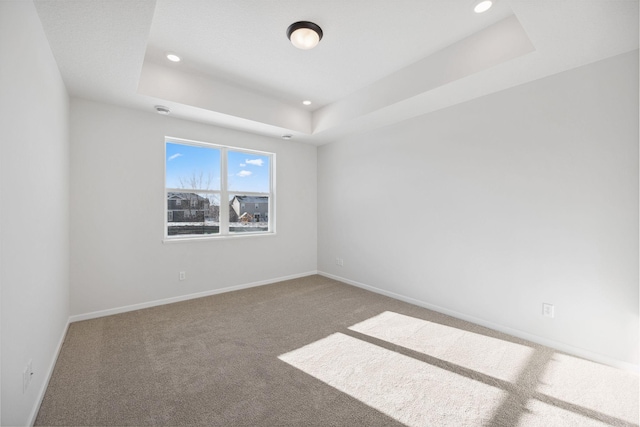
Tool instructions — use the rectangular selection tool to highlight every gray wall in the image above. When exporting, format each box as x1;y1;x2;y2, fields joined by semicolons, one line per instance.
69;99;317;316
0;2;70;425
317;50;639;367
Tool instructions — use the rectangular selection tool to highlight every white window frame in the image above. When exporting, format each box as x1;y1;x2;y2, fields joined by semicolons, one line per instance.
164;136;276;241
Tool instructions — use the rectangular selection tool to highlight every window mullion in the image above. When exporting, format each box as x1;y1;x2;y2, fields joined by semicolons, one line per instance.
230;191;270;197
166;188;220;194
220;147;229;235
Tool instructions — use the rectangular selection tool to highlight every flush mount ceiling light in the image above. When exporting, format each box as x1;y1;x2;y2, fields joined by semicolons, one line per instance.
287;21;323;50
155;105;171;115
473;0;493;13
302;100;312;106
166;52;181;62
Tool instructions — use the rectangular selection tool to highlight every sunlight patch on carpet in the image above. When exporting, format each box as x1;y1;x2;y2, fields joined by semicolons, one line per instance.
349;311;533;382
536;353;639;424
279;332;505;427
519;399;619;427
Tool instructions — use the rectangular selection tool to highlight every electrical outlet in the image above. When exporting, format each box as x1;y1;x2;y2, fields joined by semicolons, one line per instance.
542;303;555;318
335;257;344;267
179;271;186;281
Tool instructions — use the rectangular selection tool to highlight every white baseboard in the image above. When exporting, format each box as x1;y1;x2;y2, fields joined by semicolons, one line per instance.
28;318;70;426
69;271;319;323
318;271;639;373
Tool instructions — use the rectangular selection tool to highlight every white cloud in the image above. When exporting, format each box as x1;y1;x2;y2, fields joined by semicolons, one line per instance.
168;153;183;161
246;159;264;167
237;170;252;177
240;163;246;167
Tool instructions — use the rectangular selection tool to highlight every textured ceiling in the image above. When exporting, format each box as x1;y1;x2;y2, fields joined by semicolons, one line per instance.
34;0;639;144
145;0;516;108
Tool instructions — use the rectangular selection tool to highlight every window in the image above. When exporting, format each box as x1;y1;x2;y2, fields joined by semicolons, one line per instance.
165;137;274;239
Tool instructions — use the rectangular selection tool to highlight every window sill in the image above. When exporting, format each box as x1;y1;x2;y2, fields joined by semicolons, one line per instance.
162;231;276;243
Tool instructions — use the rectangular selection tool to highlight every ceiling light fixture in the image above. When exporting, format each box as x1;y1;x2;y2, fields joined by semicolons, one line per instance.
287;21;323;50
155;105;171;115
166;52;181;62
473;0;493;13
302;100;312;106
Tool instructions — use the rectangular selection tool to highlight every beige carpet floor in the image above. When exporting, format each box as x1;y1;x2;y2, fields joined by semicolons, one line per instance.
36;275;638;426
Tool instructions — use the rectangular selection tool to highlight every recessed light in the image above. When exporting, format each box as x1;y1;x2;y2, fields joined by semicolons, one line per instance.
166;52;181;62
473;0;493;13
155;105;171;115
302;100;312;106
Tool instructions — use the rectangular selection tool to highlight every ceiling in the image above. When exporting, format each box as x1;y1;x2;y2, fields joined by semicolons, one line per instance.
33;0;638;145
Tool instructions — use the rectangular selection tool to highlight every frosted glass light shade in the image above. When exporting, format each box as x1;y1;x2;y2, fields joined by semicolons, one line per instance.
287;21;323;50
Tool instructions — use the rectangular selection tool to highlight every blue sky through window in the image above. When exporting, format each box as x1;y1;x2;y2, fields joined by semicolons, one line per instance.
228;150;270;193
166;142;220;190
166;142;270;193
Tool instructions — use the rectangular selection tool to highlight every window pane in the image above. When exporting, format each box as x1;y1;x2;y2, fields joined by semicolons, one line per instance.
228;194;269;233
167;192;220;236
227;151;270;193
165;138;274;239
166;142;221;190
